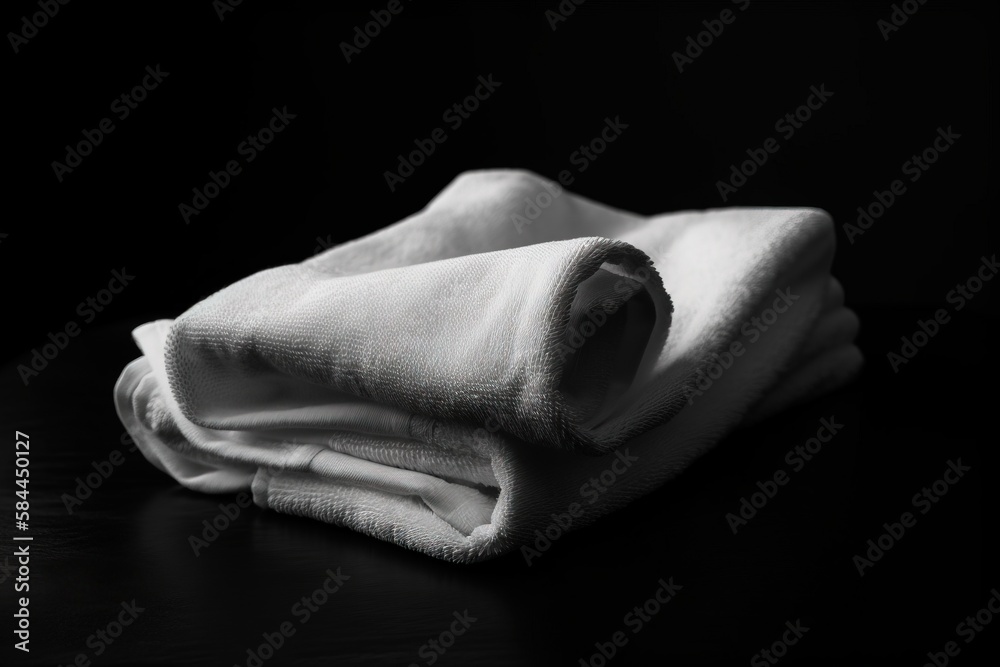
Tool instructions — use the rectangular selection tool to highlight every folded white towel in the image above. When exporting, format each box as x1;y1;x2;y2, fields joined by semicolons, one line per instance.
114;170;861;563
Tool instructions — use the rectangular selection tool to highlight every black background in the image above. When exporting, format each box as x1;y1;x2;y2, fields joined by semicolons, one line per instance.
2;0;996;665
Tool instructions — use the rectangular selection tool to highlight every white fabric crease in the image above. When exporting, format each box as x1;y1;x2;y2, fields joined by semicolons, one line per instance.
114;170;862;563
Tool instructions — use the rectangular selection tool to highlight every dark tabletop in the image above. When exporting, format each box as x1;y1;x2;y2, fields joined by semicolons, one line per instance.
0;308;992;667
2;3;996;663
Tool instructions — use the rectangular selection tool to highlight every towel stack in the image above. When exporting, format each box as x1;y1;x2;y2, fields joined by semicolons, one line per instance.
115;170;861;563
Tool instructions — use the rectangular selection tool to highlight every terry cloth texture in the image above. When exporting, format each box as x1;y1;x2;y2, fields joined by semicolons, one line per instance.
114;169;862;563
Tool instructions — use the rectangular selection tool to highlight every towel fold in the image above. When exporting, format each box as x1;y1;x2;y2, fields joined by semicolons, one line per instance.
114;170;862;563
165;236;673;454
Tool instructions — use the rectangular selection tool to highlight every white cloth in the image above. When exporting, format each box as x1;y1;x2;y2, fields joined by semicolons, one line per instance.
114;170;861;563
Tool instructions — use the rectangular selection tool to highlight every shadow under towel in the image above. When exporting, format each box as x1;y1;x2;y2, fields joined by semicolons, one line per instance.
114;169;862;563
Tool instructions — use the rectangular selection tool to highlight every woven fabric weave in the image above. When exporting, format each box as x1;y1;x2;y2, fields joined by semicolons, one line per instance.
114;170;861;563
